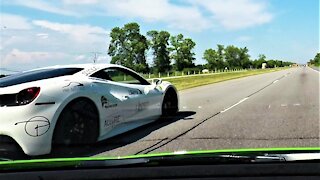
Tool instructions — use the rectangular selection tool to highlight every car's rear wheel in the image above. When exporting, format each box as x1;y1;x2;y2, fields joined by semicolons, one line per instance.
52;98;99;146
162;88;178;118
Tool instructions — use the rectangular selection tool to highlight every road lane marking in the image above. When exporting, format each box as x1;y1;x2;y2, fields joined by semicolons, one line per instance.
268;105;271;109
281;104;287;107
220;97;249;113
273;80;279;84
293;103;301;106
198;106;202;109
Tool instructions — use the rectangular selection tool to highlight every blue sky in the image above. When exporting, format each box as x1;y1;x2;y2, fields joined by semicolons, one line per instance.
0;0;318;73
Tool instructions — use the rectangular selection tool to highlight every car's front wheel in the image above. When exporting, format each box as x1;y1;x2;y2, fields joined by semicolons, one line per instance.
52;98;99;146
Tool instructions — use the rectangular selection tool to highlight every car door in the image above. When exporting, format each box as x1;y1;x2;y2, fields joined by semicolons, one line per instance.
103;67;162;123
91;67;161;134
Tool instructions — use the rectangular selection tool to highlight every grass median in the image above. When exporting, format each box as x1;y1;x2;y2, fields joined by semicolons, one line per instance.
163;68;289;91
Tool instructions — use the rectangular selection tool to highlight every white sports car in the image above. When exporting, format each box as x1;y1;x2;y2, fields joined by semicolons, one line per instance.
0;64;178;156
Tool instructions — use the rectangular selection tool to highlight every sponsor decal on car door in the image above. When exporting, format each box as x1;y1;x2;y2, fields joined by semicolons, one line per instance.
124;84;162;122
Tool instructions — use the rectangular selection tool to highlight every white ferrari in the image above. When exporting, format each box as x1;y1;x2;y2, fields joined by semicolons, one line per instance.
0;64;178;156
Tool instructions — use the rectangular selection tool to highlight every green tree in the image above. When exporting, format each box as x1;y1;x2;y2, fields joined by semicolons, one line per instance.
224;45;241;69
282;61;294;66
108;22;149;72
239;47;251;69
274;60;283;67
203;48;225;70
147;30;171;73
169;34;196;71
312;53;320;65
217;44;225;69
253;54;267;68
203;48;218;70
267;60;276;68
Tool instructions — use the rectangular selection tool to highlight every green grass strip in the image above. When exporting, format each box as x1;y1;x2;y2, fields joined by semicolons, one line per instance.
166;68;289;91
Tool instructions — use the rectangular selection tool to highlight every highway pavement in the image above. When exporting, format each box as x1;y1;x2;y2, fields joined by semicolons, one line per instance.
46;67;319;158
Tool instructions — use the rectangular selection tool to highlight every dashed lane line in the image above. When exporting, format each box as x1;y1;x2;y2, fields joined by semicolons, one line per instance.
220;97;249;113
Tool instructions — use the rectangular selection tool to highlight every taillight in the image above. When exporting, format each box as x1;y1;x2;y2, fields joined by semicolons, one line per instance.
16;87;40;105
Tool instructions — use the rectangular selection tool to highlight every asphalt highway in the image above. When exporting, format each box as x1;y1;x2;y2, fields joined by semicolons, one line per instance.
45;67;319;158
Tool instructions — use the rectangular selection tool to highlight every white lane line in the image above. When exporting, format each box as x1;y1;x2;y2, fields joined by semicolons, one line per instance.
268;105;271;109
220;97;249;113
198;106;202;109
273;80;279;84
281;104;287;107
293;103;301;106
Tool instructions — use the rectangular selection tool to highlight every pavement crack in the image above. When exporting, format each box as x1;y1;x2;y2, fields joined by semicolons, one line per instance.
134;138;168;155
135;112;221;155
246;74;287;98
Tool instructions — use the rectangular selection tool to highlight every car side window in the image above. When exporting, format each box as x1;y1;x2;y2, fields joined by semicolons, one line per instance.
91;68;149;85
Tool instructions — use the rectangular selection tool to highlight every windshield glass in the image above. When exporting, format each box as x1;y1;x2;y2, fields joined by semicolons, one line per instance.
0;0;318;163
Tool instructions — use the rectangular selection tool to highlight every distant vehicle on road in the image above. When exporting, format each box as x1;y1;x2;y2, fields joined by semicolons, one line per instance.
0;64;178;156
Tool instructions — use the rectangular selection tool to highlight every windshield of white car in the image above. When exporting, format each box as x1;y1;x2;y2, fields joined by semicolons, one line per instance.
0;68;83;87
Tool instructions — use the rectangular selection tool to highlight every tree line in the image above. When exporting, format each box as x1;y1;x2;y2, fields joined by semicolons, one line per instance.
203;45;294;70
308;53;320;66
108;22;294;73
108;22;196;73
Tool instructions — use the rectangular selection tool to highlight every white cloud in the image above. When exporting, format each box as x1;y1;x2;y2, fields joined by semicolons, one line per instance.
101;0;210;31
236;36;252;42
7;0;210;31
10;0;77;16
192;0;273;30
74;55;87;61
7;0;273;31
36;33;49;39
73;54;110;63
63;0;99;5
32;20;108;43
0;13;32;30
96;55;111;63
1;15;109;68
59;0;273;31
3;49;68;65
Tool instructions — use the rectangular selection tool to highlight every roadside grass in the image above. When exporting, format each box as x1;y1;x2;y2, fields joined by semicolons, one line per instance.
165;68;289;91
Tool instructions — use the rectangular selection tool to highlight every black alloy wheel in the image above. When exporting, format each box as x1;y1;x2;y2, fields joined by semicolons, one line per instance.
52;98;99;146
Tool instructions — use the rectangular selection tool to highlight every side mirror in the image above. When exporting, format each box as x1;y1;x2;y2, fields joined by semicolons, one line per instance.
152;78;162;85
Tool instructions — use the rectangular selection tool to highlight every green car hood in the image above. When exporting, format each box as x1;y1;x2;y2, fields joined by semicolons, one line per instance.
1;147;319;171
